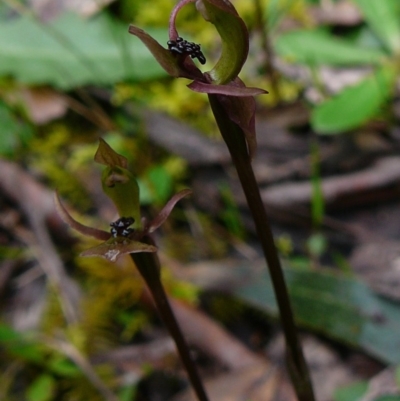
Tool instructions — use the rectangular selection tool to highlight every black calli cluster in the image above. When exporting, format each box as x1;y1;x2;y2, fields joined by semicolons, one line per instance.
167;37;206;65
110;217;135;238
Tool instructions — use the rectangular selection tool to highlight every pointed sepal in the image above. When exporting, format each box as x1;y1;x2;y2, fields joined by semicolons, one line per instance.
128;25;204;81
147;189;192;233
54;192;110;241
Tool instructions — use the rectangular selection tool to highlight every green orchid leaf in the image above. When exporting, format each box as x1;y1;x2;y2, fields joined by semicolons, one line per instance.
235;266;400;364
311;66;396;134
275;29;386;66
95;140;141;227
333;381;368;401
196;0;248;84
81;237;157;262
354;0;400;55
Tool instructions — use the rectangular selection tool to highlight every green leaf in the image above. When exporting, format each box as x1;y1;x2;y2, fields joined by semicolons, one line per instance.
0;324;45;363
0;101;33;156
147;165;173;204
396;365;400;388
311;66;396;134
235;267;400;364
310;142;324;226
119;384;137;401
196;0;248;84
0;12;167;88
275;29;386;66
47;356;80;378
26;375;56;401
374;397;400;401
139;165;173;205
333;381;368;401
354;0;400;55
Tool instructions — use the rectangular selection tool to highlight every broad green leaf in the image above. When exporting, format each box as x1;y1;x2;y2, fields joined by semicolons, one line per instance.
311;66;396;134
0;12;167;88
235;267;400;364
333;381;368;401
26;375;56;401
275;29;386;66
354;0;400;55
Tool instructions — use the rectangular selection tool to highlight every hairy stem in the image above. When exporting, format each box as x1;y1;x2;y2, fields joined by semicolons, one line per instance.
130;239;209;401
208;94;315;401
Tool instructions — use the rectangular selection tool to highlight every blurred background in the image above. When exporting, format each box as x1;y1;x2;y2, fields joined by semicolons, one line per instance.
1;0;400;400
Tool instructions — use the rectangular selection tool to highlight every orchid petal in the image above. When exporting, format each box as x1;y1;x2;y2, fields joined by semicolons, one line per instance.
196;0;248;84
81;238;157;262
54;192;110;241
147;189;192;233
169;0;196;40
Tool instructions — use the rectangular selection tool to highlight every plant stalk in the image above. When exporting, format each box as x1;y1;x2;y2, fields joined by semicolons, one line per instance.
130;238;209;401
208;94;315;401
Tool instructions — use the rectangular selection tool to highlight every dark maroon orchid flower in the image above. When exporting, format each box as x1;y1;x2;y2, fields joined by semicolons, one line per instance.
128;0;267;157
55;139;191;262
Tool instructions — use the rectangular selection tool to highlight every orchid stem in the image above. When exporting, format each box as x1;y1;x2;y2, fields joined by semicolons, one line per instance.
208;94;315;401
130;241;209;401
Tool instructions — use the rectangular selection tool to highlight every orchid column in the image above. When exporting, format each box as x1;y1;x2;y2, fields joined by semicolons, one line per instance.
129;1;315;400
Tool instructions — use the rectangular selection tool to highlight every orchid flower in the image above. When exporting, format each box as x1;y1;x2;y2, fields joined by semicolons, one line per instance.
128;0;267;158
55;139;191;262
